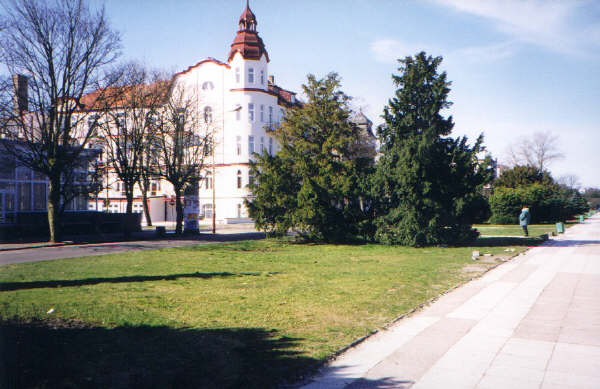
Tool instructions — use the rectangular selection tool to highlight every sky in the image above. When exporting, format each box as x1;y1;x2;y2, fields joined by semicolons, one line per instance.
97;0;600;187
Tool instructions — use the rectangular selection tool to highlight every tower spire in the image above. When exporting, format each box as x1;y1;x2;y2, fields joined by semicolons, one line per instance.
228;1;269;62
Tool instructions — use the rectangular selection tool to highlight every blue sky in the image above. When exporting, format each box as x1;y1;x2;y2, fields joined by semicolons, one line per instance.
99;0;600;187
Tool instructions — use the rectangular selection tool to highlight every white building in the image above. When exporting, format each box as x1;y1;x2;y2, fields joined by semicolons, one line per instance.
87;2;300;225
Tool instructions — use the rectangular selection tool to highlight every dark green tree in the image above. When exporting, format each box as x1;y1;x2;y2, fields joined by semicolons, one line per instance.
372;52;494;246
247;73;375;242
494;165;554;188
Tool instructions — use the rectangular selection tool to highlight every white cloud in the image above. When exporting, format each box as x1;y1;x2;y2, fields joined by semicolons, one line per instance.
431;0;600;56
452;41;516;63
370;39;426;64
370;38;516;65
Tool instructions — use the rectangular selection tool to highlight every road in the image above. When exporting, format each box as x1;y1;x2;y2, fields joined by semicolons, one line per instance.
0;232;265;265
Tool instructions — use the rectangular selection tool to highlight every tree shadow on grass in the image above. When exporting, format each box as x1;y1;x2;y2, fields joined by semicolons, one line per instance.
0;271;277;292
0;318;320;389
471;236;546;247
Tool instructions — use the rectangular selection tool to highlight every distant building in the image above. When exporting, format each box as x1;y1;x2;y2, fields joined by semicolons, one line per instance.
83;2;302;225
0;75;94;227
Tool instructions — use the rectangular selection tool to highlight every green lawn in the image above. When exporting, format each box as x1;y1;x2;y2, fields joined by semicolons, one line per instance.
474;223;558;237
0;239;533;388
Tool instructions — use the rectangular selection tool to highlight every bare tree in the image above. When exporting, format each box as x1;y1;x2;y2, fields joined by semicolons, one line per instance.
505;131;563;171
94;64;167;220
0;0;121;242
149;82;213;235
138;131;159;226
557;174;581;190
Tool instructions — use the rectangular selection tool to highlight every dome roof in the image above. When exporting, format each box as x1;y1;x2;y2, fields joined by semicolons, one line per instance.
228;1;269;62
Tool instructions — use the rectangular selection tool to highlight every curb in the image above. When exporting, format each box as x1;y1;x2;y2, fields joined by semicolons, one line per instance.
0;242;71;252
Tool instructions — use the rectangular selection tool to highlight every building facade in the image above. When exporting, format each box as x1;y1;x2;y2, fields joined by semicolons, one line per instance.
87;3;299;225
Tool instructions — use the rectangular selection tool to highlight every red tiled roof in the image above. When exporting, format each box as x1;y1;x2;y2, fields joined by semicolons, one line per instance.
268;84;300;107
78;81;171;111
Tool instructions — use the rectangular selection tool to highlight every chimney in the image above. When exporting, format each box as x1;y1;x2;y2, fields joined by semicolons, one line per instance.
12;74;28;114
268;75;274;86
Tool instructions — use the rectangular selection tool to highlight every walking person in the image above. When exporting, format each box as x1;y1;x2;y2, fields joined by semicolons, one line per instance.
519;205;531;237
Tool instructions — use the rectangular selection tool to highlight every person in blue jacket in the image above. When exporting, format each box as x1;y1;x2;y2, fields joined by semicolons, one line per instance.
519;206;531;237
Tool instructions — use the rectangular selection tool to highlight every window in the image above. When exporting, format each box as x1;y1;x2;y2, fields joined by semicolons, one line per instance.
177;108;186;125
237;203;242;218
260;70;265;85
146;111;159;127
204;106;213;123
33;183;46;210
205;172;213;190
203;204;213;219
16;166;31;180
248;172;255;187
268;106;273;127
116;113;126;133
88;114;99;137
202;81;214;90
248;103;254;121
248;68;254;84
260;105;264;122
17;182;31;211
235;67;240;83
269;137;273;155
237;170;242;189
236;136;242;156
76;195;88;211
280;108;284;125
0;158;15;179
260;137;264;152
235;108;241;121
151;181;160;195
248;136;254;154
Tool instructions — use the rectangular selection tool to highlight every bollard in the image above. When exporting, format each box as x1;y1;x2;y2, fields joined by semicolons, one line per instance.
556;222;564;234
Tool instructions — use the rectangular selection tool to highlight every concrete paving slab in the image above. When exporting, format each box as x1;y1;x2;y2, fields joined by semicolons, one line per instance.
546;343;600;377
476;371;544;389
542;371;600;389
447;282;517;320
499;264;538;283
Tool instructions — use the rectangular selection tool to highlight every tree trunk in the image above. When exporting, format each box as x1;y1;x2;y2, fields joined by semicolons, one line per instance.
174;186;184;235
125;185;134;214
124;185;134;239
47;175;62;243
140;181;152;226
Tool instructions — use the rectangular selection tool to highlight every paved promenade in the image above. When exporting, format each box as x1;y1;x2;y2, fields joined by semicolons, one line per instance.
303;216;600;389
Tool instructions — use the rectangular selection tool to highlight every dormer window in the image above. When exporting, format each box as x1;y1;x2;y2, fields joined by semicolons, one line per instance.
260;70;265;85
202;81;214;90
235;67;241;83
248;68;254;84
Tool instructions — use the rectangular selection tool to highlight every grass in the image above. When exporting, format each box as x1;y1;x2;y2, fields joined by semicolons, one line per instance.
0;239;533;388
474;223;558;237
